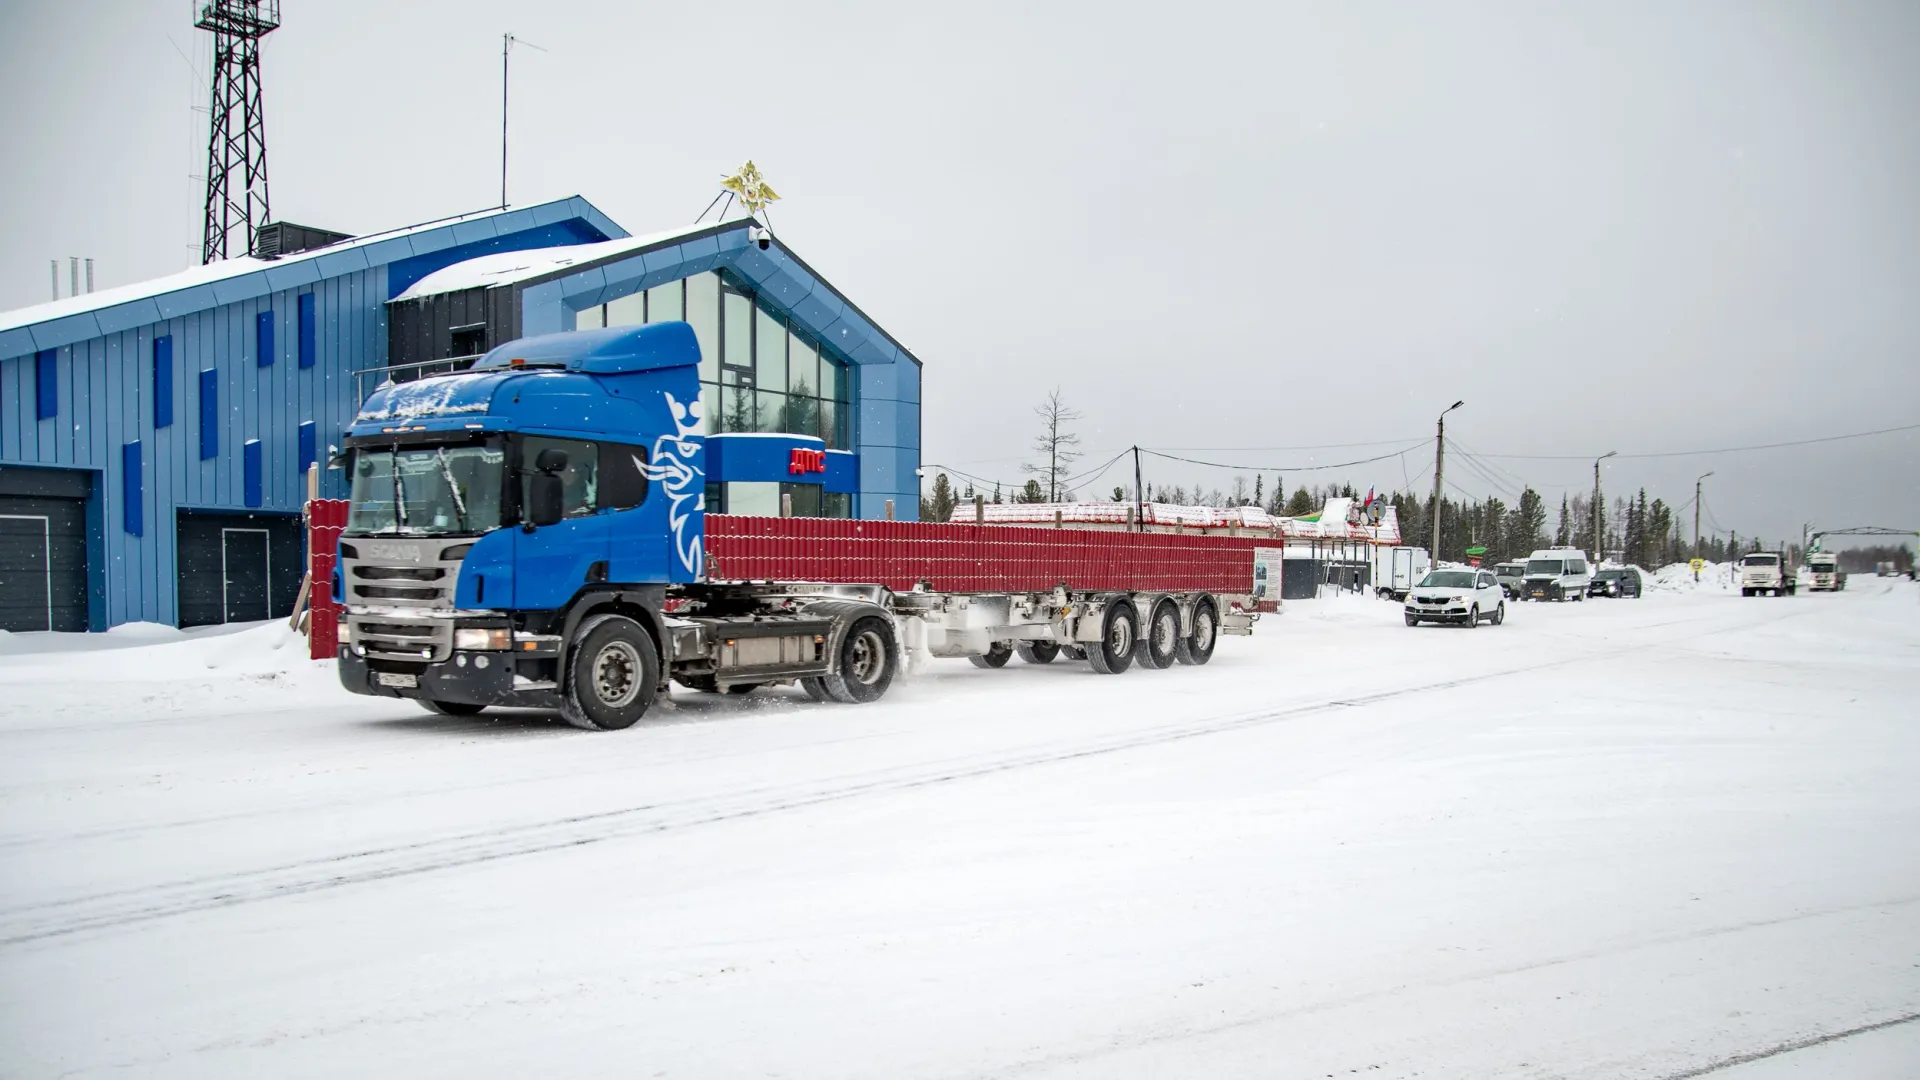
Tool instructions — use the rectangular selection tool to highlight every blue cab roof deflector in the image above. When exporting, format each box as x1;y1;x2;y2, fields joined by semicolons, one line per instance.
471;322;700;376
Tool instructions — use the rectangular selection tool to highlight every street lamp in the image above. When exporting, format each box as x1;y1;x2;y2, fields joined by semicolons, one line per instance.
1592;451;1617;563
1693;471;1713;580
1431;401;1465;562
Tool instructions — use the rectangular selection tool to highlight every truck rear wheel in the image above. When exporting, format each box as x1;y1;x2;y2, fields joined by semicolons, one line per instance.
823;616;897;704
1085;601;1137;675
1174;597;1218;666
968;641;1013;669
561;614;660;731
1015;640;1060;664
1137;598;1180;670
800;676;831;702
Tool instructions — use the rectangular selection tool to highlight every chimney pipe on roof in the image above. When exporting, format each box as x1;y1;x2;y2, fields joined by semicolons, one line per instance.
50;260;59;300
69;257;78;299
85;258;94;293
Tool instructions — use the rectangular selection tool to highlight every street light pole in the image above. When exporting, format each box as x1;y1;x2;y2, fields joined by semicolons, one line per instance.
1431;401;1464;562
1592;451;1617;564
1694;470;1713;581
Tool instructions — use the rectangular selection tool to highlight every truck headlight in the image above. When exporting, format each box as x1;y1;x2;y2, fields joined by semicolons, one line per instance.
336;619;351;644
454;628;510;651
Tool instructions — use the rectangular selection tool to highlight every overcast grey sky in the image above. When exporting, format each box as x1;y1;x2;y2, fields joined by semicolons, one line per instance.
2;0;1916;546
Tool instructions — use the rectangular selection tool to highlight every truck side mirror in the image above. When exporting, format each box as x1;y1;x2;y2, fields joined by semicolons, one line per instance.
527;448;569;527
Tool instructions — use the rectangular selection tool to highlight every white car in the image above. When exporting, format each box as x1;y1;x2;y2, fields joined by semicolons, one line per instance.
1405;568;1506;628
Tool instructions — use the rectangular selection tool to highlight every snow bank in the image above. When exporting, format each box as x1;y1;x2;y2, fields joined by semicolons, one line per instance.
1648;560;1738;594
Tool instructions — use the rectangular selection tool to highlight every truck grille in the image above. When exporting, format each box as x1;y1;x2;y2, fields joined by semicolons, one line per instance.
339;537;466;662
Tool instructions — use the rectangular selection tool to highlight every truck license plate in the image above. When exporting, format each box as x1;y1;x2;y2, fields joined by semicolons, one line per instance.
376;672;419;689
1531;590;1545;598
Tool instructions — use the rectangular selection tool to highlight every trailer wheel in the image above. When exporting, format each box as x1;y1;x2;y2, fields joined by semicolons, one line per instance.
560;614;660;731
418;699;486;717
1015;641;1060;664
1137;598;1181;670
800;677;831;702
1174;597;1218;666
1085;601;1138;675
1059;644;1086;661
823;616;897;704
968;641;1013;669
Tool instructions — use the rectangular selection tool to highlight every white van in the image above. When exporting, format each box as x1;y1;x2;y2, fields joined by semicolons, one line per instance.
1520;547;1594;602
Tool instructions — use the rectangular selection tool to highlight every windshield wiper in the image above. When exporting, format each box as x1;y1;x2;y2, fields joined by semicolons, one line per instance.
437;447;469;532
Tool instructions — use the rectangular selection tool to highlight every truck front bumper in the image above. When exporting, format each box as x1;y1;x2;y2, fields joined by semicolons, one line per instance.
338;649;559;709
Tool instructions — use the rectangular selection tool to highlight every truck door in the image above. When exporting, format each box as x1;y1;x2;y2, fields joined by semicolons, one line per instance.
513;436;611;610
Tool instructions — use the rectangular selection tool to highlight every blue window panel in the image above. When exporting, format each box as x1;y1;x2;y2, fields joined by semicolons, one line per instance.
122;441;143;536
243;439;263;508
298;420;317;476
256;310;275;367
297;293;316;368
153;336;174;427
34;349;56;419
199;367;219;460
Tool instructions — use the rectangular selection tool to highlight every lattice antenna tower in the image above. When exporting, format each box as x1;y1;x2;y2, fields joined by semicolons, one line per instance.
197;0;280;263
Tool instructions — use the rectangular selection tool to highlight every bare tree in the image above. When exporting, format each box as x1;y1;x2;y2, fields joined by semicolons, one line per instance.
1023;388;1082;502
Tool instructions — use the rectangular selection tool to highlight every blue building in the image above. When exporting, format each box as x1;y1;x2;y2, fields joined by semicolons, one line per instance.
0;198;922;632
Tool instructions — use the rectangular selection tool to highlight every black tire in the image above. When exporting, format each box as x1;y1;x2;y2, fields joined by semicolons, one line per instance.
725;683;760;695
800;676;831;702
1466;604;1480;628
561;614;660;731
1491;602;1505;626
823;615;897;704
418;699;486;717
1059;644;1087;661
1085;600;1138;675
1405;613;1420;627
968;641;1013;669
1137;598;1180;670
1174;597;1218;666
1015;640;1060;665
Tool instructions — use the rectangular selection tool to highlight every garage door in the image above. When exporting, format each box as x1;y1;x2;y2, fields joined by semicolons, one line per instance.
176;512;304;628
0;494;90;632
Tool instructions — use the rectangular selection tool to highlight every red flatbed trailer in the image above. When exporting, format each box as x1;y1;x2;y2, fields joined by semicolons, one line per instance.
699;516;1273;675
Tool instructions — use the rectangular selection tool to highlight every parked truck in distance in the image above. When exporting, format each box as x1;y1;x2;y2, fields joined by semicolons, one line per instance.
1805;552;1845;592
1373;546;1433;602
332;323;1259;731
1739;551;1797;597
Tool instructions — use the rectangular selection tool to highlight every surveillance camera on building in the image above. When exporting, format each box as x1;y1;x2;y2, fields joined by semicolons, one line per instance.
752;226;772;251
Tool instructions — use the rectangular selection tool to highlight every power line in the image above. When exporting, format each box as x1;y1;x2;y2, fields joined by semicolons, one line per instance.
1139;440;1430;475
1146;436;1428;453
1467;421;1920;462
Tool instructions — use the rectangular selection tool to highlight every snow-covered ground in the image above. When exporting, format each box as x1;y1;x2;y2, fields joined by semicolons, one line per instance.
2;581;1916;1078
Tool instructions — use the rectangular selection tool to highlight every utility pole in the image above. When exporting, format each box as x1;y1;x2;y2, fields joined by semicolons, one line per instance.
1694;470;1713;581
1592;451;1617;564
1132;445;1144;532
1431;401;1464;561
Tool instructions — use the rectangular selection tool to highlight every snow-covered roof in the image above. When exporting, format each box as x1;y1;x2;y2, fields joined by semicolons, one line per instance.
946;500;1403;544
392;220;740;302
0;196;624;355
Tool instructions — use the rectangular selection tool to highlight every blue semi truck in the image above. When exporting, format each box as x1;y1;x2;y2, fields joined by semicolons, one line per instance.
334;322;1250;730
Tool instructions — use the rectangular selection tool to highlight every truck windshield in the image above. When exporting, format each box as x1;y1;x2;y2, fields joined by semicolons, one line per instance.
1526;559;1564;575
347;443;505;537
1742;555;1778;567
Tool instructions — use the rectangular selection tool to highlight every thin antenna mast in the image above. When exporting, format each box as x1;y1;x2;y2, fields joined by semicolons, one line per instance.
500;33;546;209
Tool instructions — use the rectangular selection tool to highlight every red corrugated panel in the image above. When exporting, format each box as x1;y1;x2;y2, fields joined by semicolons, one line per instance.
705;515;1258;594
306;498;350;660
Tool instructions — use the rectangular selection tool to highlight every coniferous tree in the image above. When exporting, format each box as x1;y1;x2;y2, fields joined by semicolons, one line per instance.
1285;487;1315;517
1555;495;1572;546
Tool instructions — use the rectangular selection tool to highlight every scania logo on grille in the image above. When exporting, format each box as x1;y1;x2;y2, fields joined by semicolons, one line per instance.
364;543;422;563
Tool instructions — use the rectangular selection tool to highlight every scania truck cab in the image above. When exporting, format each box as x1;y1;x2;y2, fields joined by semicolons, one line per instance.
335;322;897;730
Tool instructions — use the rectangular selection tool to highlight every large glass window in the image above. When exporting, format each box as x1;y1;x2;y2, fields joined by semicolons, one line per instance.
647;281;683;323
686;272;720;399
577;304;606;329
756;308;787;391
694;274;850;449
722;289;753;371
606;291;646;327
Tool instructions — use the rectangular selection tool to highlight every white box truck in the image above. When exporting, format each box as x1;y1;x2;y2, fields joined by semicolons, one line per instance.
1374;546;1432;602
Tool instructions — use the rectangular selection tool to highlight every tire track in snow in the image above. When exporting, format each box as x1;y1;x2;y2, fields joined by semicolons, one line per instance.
0;602;1803;948
1655;1010;1920;1078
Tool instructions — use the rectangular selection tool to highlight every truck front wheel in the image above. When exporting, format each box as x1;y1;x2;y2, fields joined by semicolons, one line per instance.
561;614;660;731
824;616;897;704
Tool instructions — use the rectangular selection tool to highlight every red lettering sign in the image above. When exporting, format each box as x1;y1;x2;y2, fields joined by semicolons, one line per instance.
789;448;826;474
